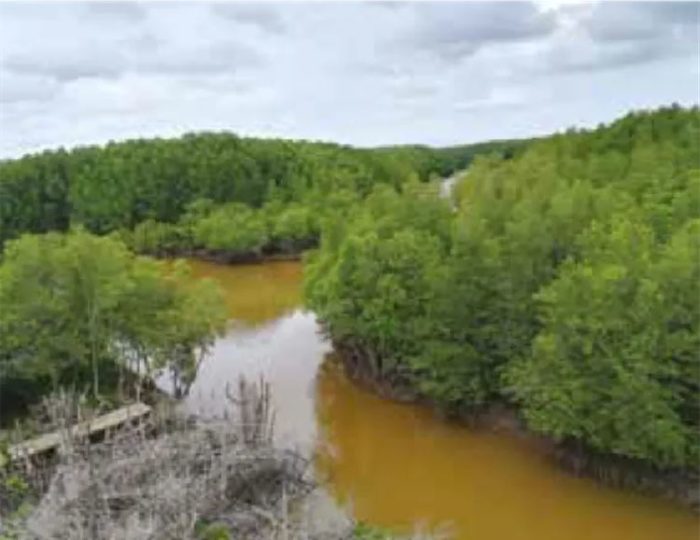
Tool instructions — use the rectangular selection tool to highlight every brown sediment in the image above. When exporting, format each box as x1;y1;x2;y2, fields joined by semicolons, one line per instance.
328;338;700;511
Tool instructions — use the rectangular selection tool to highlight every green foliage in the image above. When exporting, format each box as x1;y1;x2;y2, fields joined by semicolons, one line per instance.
268;203;318;252
0;149;73;245
193;203;268;254
507;218;700;467
123;200;321;259
0;500;33;539
3;475;28;496
195;521;231;540
129;219;189;255
305;186;452;381
352;522;394;539
0;230;226;409
0;133;510;248
306;105;700;468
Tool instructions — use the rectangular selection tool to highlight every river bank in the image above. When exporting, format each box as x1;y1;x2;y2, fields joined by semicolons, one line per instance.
134;245;306;265
329;339;700;511
175;248;304;265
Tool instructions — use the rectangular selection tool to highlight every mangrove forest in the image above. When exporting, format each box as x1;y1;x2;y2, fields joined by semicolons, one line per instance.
0;105;698;539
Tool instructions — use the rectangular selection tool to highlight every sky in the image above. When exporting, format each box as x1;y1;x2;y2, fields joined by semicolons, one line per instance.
0;1;697;158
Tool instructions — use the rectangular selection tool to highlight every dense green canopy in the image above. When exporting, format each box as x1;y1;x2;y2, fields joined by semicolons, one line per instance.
0;133;518;248
0;230;226;413
0;128;517;416
2;105;697;472
305;105;700;469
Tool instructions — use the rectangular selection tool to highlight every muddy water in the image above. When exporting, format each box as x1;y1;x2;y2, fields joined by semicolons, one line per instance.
183;260;330;450
185;259;698;540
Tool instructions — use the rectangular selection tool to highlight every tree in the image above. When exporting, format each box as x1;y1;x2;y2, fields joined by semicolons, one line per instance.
268;204;317;252
0;230;226;409
129;219;188;255
1;130;494;249
193;203;268;255
507;218;700;467
304;106;700;472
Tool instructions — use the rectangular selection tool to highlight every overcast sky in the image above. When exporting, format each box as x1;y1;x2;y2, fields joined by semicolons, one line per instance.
0;1;697;158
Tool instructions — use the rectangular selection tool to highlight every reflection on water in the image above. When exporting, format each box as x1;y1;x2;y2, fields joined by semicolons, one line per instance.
185;259;699;540
185;259;330;450
186;311;331;449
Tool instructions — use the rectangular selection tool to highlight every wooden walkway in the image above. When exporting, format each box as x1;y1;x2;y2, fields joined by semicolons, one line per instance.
9;402;151;461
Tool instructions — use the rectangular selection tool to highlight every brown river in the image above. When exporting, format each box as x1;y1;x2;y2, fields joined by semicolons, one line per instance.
183;259;698;540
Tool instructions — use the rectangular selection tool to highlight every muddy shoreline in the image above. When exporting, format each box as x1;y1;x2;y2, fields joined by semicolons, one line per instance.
184;248;303;265
142;247;305;265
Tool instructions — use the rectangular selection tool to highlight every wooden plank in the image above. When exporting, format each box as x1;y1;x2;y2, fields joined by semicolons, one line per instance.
9;402;151;461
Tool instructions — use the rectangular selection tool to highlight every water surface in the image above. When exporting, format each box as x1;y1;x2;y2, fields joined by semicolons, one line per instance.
185;258;698;540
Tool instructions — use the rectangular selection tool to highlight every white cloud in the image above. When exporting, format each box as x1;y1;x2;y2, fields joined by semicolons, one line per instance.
400;2;557;61
0;71;61;104
0;1;696;157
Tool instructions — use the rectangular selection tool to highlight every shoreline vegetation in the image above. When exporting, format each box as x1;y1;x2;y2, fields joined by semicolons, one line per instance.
0;105;698;531
305;106;700;509
145;246;305;265
0;131;519;250
0;229;230;423
2;132;508;412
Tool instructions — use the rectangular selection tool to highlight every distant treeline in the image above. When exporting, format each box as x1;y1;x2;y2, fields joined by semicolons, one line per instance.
305;105;700;477
0;133;521;250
